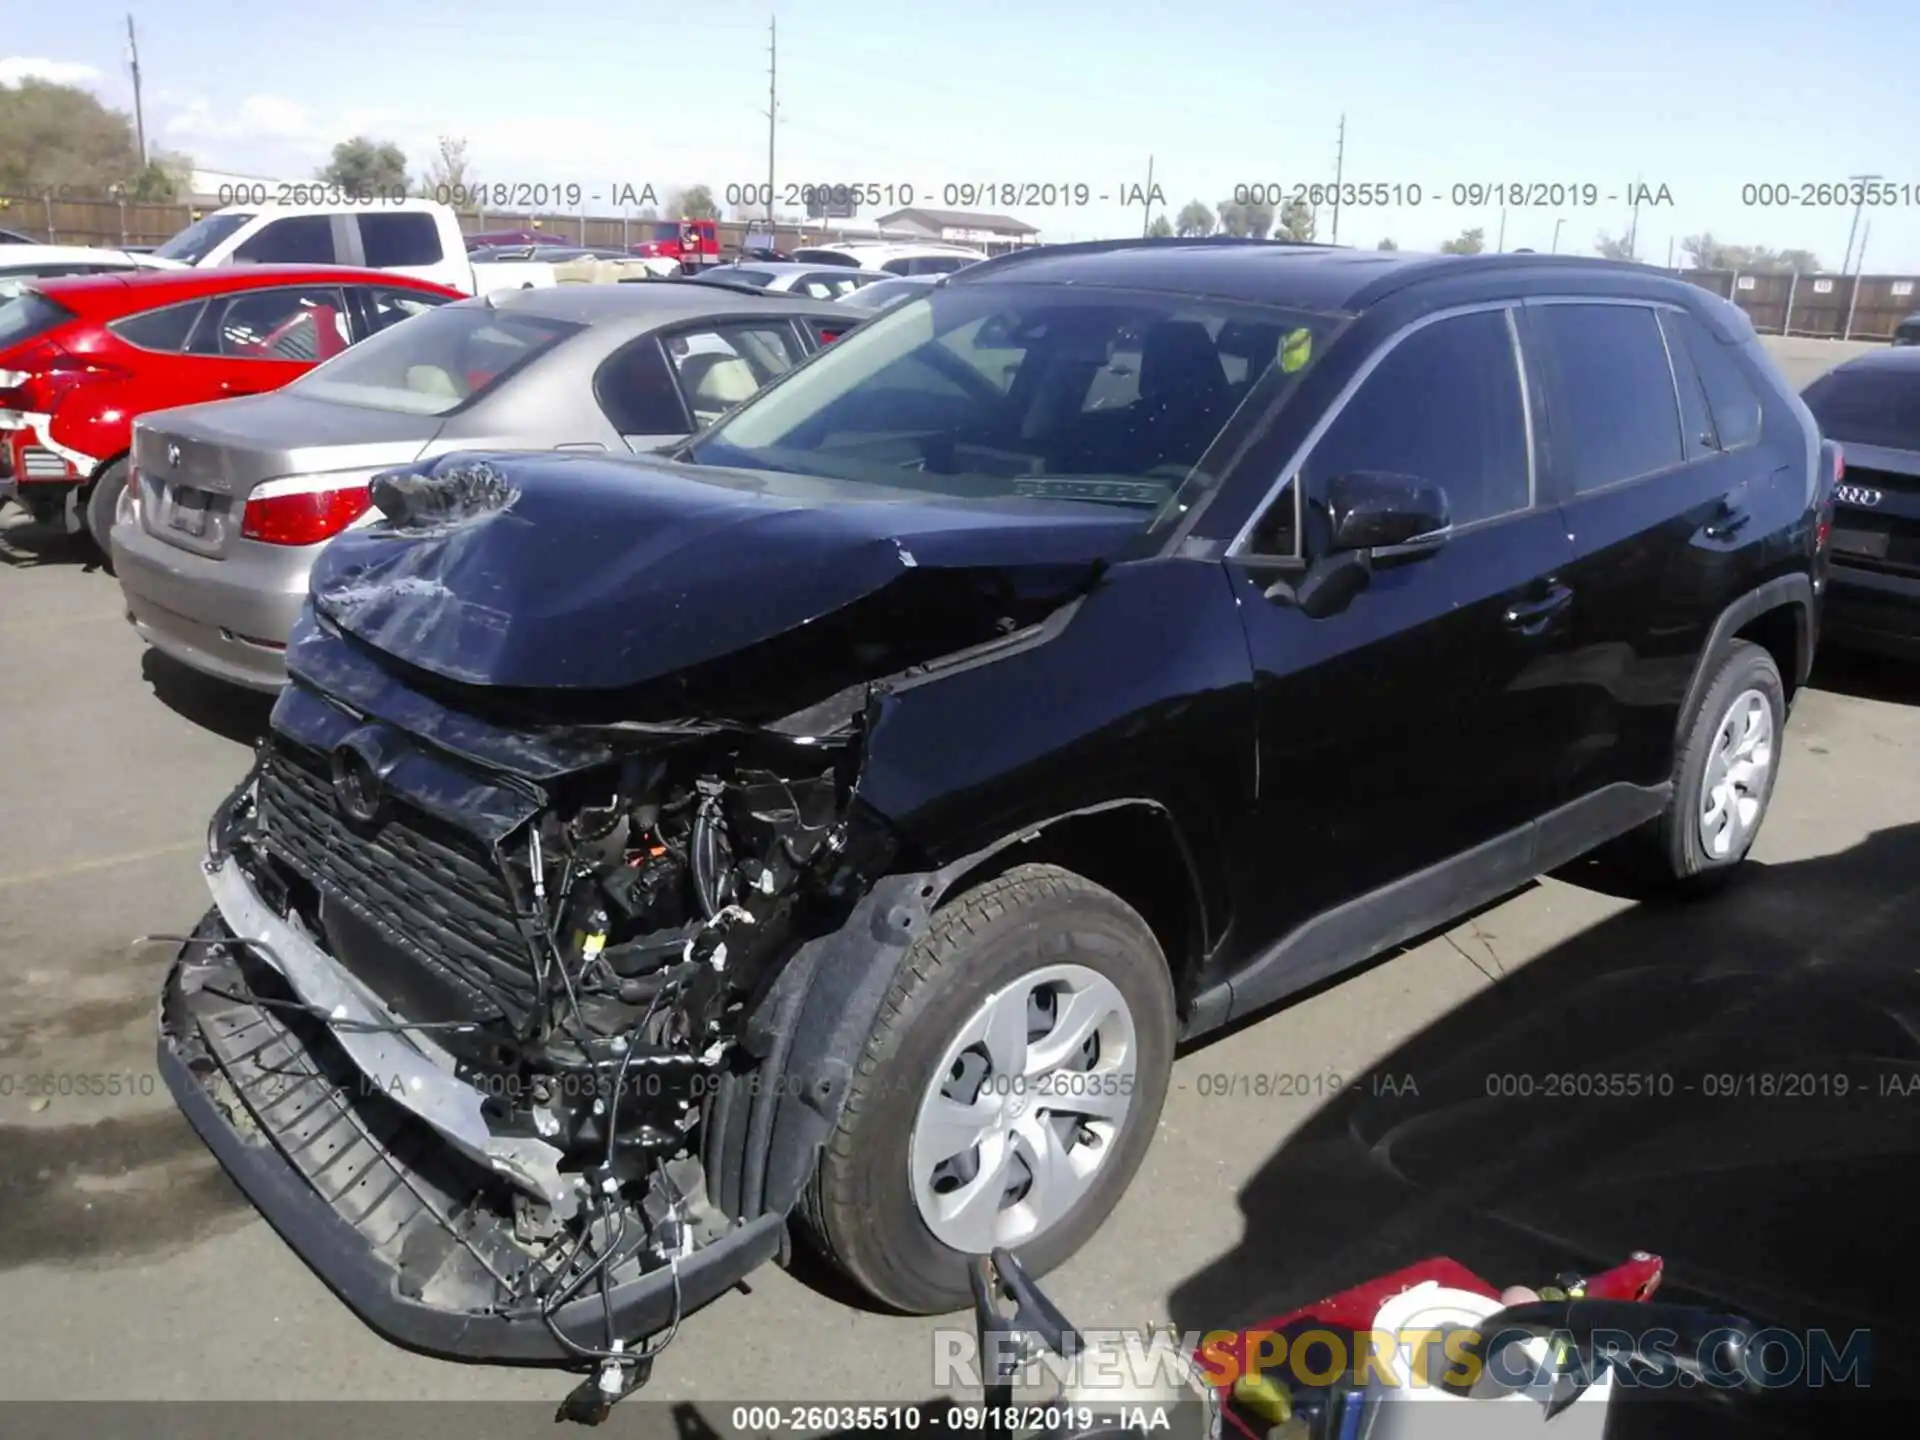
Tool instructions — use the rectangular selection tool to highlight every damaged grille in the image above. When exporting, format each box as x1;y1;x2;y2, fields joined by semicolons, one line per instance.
256;742;538;1022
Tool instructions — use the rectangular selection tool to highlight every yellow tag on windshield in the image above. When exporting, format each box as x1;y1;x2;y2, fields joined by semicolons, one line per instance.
1279;327;1314;373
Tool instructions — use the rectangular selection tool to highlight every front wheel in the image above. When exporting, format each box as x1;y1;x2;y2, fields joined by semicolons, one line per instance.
799;863;1176;1314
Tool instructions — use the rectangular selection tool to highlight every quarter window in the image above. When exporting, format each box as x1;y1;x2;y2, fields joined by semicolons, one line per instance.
1528;303;1685;494
1257;308;1529;552
596;337;691;436
109;300;207;353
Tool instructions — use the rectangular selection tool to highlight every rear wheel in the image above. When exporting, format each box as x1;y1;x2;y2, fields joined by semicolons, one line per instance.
799;863;1175;1314
1643;640;1785;892
84;457;130;565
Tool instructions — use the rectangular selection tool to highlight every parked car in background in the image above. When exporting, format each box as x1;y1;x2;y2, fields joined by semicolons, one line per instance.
113;282;850;690
1802;348;1920;657
0;228;40;244
628;218;721;270
465;229;573;250
1891;311;1920;346
1;244;182;299
147;200;558;296
791;240;987;275
0;266;460;547
157;242;1831;1370
833;273;942;314
691;261;890;299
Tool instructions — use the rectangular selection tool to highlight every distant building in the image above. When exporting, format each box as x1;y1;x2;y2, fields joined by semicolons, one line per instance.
875;207;1041;250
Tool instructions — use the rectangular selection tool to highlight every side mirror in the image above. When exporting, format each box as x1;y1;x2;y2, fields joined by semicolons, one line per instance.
1326;470;1451;557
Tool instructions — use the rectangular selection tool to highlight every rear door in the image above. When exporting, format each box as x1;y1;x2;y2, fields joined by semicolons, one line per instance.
351;212;455;288
657;317;813;431
185;284;352;396
1521;298;1775;807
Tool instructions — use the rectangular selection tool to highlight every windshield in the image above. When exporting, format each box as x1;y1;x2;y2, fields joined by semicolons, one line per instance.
152;211;254;264
1804;366;1920;452
0;291;75;352
289;303;584;416
688;281;1341;517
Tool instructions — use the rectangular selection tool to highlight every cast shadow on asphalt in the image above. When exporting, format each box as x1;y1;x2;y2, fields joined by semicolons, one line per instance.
140;647;276;746
0;511;106;572
1167;819;1920;1437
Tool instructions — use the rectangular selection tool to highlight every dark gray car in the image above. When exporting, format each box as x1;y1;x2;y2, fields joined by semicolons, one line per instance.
111;283;848;690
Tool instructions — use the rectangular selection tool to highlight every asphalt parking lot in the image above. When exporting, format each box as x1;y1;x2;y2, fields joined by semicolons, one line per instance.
1;335;1915;1429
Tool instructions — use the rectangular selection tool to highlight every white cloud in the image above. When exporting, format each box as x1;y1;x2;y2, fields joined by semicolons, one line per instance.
0;56;105;87
163;92;325;142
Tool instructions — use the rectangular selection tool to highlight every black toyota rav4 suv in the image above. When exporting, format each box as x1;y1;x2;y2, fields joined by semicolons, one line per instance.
160;239;1837;1371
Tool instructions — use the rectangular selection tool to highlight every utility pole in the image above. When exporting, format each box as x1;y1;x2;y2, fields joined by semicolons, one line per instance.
1551;217;1565;254
1844;219;1871;341
764;15;778;232
1626;175;1642;259
1840;173;1880;274
126;15;147;167
1496;208;1506;253
1666;235;1675;269
1330;114;1346;245
1141;155;1154;237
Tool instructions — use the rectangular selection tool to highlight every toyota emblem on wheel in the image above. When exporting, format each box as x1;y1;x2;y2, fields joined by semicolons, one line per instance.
1835;483;1883;507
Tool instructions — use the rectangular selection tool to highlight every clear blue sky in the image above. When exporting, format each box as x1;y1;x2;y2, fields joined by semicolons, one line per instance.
7;0;1918;270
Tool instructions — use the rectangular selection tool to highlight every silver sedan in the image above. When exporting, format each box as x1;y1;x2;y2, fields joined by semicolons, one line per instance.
111;282;853;691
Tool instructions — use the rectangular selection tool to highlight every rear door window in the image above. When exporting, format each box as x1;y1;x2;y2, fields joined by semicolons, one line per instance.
194;286;352;361
663;321;807;427
109;299;208;353
1667;309;1763;451
358;212;444;267
233;215;340;265
595;337;692;437
1527;303;1686;494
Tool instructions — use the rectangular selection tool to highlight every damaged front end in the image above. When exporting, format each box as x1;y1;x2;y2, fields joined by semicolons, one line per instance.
159;651;889;1370
158;452;1131;1378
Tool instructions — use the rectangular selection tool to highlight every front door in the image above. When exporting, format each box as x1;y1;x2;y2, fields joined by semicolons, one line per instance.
1224;304;1579;979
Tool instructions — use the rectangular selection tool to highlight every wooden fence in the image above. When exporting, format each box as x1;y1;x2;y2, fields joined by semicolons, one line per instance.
5;191;1914;339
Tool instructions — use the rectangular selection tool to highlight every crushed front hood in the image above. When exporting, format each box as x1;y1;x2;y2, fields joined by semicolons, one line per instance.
308;451;1140;700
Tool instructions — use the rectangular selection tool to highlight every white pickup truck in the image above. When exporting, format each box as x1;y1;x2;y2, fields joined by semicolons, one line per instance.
145;198;565;295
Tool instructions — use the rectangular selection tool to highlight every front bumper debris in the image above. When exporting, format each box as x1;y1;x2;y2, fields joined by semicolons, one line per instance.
159;917;784;1362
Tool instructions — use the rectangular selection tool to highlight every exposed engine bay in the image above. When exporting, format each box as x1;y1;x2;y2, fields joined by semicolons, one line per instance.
168;709;880;1401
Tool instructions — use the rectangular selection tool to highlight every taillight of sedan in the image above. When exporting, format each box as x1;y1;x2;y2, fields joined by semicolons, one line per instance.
240;475;374;547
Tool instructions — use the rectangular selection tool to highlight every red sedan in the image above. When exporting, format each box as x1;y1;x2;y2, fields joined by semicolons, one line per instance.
0;265;462;553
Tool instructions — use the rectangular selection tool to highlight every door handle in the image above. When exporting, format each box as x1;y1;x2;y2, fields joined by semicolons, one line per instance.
1502;583;1573;633
1704;505;1752;541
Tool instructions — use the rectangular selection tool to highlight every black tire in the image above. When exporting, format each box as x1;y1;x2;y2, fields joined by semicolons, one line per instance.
798;863;1176;1314
1643;639;1786;893
85;457;130;567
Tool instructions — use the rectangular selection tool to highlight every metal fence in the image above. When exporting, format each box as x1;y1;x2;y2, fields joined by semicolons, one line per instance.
1671;268;1915;341
5;191;1914;339
0;193;1023;259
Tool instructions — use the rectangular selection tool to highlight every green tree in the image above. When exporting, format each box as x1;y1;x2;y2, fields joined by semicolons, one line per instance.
1174;199;1214;237
671;184;721;220
1146;213;1173;238
1377;237;1399;250
1440;227;1486;255
1682;233;1824;272
417;135;477;199
1278;197;1314;242
319;136;409;193
1216;198;1276;239
1593;230;1637;261
0;78;186;196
